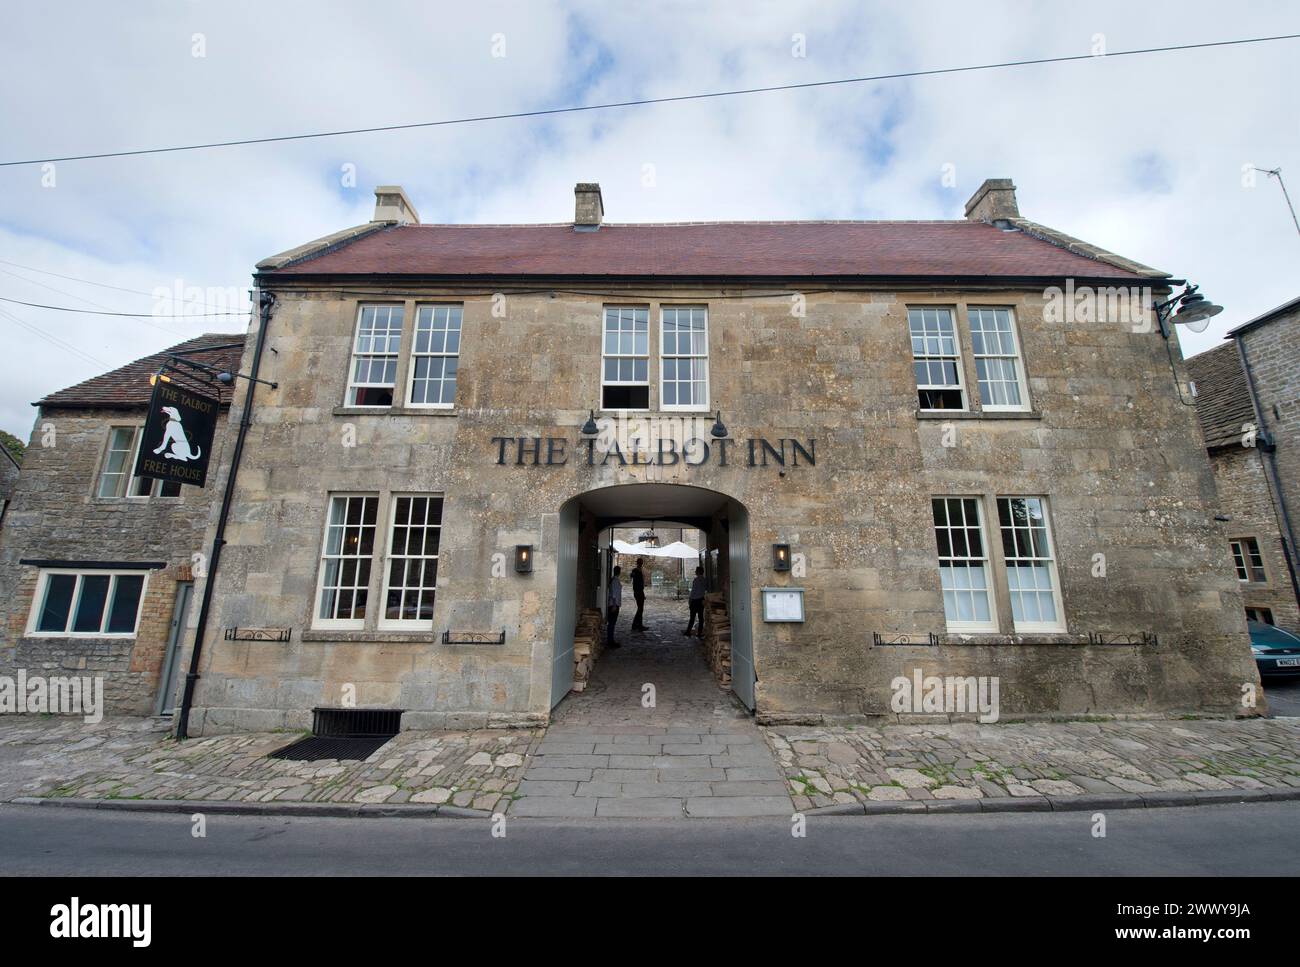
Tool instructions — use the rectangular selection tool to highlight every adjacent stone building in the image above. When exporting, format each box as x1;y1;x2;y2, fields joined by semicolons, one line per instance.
0;334;246;714
0;445;20;528
1188;298;1300;632
179;179;1259;734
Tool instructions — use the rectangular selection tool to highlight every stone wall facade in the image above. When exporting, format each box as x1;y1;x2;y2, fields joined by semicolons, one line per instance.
181;282;1260;734
0;407;234;714
1236;304;1300;626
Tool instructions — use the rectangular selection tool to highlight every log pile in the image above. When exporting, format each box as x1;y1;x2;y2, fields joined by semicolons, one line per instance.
700;593;732;689
571;608;604;692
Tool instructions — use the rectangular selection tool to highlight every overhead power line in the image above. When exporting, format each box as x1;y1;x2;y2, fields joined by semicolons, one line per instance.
0;257;239;312
2;33;1297;167
0;295;246;318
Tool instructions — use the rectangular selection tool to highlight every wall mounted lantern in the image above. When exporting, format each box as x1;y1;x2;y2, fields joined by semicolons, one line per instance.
772;543;791;572
581;409;599;436
710;410;728;438
515;545;533;574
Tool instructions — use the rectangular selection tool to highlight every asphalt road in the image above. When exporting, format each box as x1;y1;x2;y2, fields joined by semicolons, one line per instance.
1264;676;1300;717
2;801;1297;876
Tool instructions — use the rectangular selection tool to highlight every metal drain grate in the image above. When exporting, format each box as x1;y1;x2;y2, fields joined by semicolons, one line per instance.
269;707;403;761
269;735;393;762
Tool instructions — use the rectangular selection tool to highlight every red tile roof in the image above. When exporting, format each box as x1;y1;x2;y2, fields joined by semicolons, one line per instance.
37;333;248;409
262;220;1156;280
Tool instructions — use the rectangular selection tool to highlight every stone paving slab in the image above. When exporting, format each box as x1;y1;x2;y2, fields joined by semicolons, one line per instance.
764;717;1300;812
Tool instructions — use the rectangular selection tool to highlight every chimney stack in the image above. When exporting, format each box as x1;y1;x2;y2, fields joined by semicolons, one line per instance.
963;178;1019;223
373;186;420;225
574;182;604;230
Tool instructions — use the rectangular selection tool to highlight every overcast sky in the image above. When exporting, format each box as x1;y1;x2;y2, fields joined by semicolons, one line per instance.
0;1;1296;440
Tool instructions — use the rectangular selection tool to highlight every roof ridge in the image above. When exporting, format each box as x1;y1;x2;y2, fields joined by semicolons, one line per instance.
402;219;978;228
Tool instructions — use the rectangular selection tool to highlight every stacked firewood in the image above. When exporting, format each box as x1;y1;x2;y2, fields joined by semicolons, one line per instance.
700;593;732;688
571;608;604;692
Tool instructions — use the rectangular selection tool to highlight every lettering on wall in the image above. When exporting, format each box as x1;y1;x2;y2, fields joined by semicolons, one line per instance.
490;436;815;469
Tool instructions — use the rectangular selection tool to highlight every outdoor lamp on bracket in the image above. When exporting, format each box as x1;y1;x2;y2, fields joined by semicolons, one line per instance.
581;409;599;436
1153;283;1223;337
710;411;728;438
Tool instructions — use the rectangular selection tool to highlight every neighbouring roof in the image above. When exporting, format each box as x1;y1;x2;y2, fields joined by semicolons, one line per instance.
1186;343;1256;450
257;220;1165;281
1225;294;1300;338
36;333;248;410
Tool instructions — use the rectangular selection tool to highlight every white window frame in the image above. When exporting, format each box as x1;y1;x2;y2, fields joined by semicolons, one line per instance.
406;304;462;410
96;426;181;499
600;305;650;412
1230;538;1266;583
313;493;379;630
932;497;998;633
908;306;967;411
378;493;444;630
659;305;710;412
345;304;404;408
25;568;150;638
967;306;1030;412
997;496;1067;633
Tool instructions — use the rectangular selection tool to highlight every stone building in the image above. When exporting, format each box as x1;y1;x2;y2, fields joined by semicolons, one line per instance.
180;179;1259;734
0;334;246;714
0;444;20;527
1188;298;1300;632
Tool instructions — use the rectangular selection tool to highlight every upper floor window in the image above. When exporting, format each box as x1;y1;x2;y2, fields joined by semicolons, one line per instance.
346;305;404;407
997;496;1065;632
1230;538;1266;583
408;305;461;408
909;307;965;410
97;427;181;499
660;306;709;410
27;569;147;637
932;497;996;632
968;307;1030;411
601;306;649;410
314;493;378;628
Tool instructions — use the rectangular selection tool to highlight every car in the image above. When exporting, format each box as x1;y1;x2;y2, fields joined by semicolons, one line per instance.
1248;620;1300;677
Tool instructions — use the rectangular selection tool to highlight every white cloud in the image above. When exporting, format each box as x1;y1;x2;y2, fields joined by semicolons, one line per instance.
0;0;1296;435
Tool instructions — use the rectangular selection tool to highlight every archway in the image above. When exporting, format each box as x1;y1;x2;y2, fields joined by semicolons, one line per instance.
550;483;754;712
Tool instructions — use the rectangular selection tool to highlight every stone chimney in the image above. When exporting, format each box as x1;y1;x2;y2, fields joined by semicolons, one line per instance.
373;186;420;225
574;182;604;230
963;178;1019;223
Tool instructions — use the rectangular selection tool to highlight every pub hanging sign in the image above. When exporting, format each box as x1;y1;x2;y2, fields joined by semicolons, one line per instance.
133;379;219;488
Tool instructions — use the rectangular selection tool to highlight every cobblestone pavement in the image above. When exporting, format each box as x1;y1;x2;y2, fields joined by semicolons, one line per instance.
768;718;1300;811
509;601;791;817
1;716;539;813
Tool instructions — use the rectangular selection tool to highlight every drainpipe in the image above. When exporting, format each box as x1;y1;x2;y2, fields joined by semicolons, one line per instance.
175;289;276;739
1235;336;1300;615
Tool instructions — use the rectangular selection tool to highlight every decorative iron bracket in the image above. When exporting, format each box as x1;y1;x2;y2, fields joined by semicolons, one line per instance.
442;629;507;645
224;627;291;642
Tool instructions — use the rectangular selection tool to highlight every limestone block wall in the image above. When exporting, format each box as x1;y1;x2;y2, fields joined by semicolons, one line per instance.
0;407;234;714
182;284;1259;733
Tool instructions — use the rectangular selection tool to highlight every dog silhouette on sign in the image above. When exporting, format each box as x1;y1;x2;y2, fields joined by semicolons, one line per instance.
154;406;202;462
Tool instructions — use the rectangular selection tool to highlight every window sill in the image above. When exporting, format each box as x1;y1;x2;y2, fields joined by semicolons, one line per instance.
301;629;436;643
915;410;1042;421
332;406;459;418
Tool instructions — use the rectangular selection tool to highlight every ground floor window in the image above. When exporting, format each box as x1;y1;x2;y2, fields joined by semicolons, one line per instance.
931;497;996;631
314;494;378;628
1245;606;1274;625
1230;538;1266;583
997;496;1065;632
28;569;147;636
381;495;443;628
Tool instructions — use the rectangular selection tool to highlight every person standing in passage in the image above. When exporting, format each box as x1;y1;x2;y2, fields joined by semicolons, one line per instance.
683;565;707;638
630;558;647;631
606;565;623;649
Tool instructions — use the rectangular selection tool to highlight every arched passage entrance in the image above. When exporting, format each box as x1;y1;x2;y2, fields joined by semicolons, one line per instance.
550;483;754;711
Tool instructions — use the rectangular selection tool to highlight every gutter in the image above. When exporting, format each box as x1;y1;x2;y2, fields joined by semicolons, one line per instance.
1235;336;1300;615
175;289;276;740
